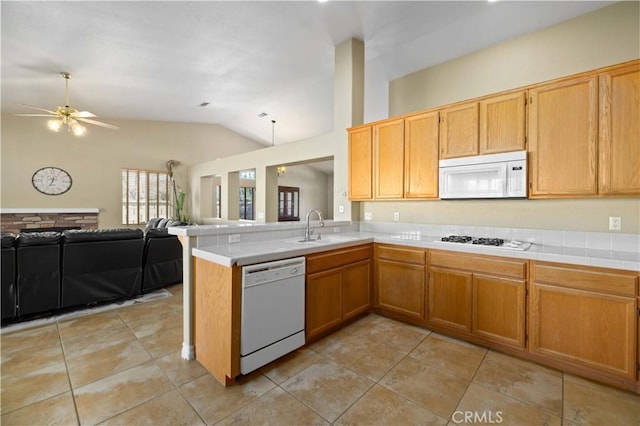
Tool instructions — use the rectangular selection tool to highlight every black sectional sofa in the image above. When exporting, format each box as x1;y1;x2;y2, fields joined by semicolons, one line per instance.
0;219;186;324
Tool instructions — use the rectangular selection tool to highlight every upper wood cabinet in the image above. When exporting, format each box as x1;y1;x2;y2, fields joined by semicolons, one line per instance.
599;63;640;196
439;101;479;159
404;111;439;199
528;75;599;197
479;91;527;155
348;126;373;200
374;118;405;199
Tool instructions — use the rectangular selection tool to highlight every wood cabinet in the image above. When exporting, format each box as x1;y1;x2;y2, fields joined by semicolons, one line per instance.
348;126;373;200
305;244;372;340
428;250;527;348
374;118;405;199
440;101;479;159
375;244;426;321
428;266;472;332
194;258;241;386
528;75;599;197
529;262;638;384
599;63;640;195
404;111;439;199
479;91;527;155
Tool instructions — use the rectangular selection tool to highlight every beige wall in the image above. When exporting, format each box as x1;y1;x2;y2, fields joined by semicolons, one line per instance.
366;2;639;233
277;165;331;220
0;114;263;229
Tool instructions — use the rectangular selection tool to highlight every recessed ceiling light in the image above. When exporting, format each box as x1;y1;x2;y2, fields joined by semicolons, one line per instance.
199;102;210;107
257;112;268;118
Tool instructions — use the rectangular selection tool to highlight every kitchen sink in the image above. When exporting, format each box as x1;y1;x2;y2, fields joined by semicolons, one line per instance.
289;235;359;244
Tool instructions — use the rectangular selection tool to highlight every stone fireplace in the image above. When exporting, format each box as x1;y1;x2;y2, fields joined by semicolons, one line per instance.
1;208;99;234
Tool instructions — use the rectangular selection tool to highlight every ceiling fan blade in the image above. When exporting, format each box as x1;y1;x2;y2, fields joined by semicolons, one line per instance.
77;118;119;130
18;103;58;115
14;114;56;117
70;110;97;118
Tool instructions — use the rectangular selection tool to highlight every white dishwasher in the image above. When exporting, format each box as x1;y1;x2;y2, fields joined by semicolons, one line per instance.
240;256;305;374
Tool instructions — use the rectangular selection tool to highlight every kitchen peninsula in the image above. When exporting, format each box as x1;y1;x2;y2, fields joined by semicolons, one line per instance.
169;221;640;392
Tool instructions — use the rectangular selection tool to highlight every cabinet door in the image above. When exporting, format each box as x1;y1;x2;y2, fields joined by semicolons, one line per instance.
599;63;640;195
377;259;425;321
472;274;525;348
439;102;479;159
427;267;472;332
348;127;373;200
528;76;598;197
479;91;526;155
529;282;636;380
374;118;405;199
404;111;439;199
306;268;343;340
342;259;371;320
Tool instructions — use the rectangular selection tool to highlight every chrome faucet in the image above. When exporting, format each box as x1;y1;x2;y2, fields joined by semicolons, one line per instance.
304;209;324;241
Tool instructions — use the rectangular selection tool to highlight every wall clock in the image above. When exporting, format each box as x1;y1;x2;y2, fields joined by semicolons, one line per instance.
32;167;72;195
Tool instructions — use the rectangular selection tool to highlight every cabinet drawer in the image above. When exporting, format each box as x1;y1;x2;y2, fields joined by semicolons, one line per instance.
376;244;425;265
306;244;372;274
532;262;637;297
429;250;526;279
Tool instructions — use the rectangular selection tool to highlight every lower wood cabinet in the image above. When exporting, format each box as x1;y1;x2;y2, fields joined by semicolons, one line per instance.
529;262;638;384
375;244;426;321
428;266;472;332
428;250;527;349
305;244;372;341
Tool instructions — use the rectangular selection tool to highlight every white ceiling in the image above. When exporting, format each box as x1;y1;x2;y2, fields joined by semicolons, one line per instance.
1;1;612;146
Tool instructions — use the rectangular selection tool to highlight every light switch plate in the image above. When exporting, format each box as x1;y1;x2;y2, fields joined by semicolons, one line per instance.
339;205;345;213
364;212;373;221
228;234;241;243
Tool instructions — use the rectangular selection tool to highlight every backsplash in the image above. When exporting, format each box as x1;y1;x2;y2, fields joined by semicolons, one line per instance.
358;221;640;253
193;221;357;248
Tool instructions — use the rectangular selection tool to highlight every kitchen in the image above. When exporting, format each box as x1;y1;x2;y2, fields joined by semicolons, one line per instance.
175;0;639;405
1;1;638;424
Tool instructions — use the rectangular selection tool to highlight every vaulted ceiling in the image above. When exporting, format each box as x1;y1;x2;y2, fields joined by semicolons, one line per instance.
1;1;612;146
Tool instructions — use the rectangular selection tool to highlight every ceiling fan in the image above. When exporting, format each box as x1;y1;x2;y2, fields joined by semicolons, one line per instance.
15;72;118;136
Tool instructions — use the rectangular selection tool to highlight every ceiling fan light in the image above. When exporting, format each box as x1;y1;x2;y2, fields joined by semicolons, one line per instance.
47;119;63;132
71;122;86;136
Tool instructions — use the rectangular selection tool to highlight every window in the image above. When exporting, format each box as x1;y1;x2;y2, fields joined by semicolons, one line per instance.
215;184;222;219
278;186;300;221
239;187;254;220
122;168;170;225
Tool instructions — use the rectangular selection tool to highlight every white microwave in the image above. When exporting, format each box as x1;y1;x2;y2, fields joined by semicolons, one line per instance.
439;151;527;199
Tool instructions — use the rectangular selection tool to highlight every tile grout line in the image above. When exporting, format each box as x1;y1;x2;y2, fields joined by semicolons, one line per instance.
57;320;82;426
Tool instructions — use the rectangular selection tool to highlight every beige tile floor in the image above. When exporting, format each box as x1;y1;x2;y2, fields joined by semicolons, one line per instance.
1;283;639;426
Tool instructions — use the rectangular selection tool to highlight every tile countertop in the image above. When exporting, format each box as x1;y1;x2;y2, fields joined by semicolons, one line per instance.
191;231;640;272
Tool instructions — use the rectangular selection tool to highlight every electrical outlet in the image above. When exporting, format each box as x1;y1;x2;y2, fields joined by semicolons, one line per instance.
393;212;400;222
228;234;241;243
339;204;345;213
364;212;373;221
609;216;621;231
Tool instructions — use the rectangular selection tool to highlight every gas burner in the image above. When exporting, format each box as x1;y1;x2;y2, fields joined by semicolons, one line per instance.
441;235;473;243
472;238;504;246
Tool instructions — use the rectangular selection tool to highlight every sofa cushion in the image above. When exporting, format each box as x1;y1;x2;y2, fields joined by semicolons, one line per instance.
16;231;62;246
146;228;171;239
63;228;143;243
1;233;16;248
